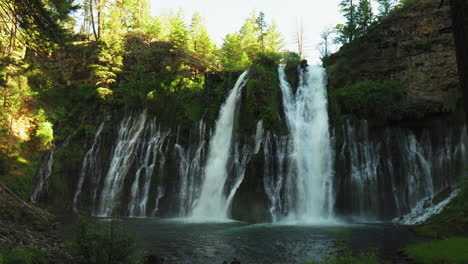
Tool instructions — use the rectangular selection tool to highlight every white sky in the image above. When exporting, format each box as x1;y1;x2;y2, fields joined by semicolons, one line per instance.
149;0;345;64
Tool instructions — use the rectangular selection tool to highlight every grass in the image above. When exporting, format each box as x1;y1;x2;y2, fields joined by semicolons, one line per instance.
404;237;468;264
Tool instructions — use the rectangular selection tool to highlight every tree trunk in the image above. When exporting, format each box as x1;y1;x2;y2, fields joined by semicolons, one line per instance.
449;0;468;128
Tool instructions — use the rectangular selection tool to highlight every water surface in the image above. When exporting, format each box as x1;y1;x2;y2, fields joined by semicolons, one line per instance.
123;218;424;264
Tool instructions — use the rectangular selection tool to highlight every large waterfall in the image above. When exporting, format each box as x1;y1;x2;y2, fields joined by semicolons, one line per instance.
276;66;334;223
189;71;249;220
39;64;466;224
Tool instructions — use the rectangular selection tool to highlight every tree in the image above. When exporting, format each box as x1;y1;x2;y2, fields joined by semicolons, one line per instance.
318;27;334;59
239;11;261;60
220;33;251;71
356;0;373;35
264;20;285;53
296;20;305;59
189;11;217;67
335;0;358;44
168;9;189;53
256;11;268;52
377;0;396;18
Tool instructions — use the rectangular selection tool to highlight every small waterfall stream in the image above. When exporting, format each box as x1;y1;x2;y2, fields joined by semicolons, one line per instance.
73;121;105;213
97;111;148;217
190;71;249;220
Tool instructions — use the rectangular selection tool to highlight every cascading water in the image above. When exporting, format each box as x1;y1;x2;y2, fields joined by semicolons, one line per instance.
263;132;288;222
176;121;206;216
30;149;55;203
127;121;168;217
97;111;148;217
278;66;335;223
190;71;248;220
30;133;74;203
73;121;105;213
335;121;468;221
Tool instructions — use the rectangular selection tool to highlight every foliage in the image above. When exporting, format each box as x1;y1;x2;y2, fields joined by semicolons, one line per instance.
69;217;139;264
335;0;358;44
3;247;48;264
332;80;405;122
239;52;283;133
404;238;468;264
221;11;284;71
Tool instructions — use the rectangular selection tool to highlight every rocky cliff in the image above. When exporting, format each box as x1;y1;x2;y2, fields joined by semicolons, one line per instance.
325;0;461;122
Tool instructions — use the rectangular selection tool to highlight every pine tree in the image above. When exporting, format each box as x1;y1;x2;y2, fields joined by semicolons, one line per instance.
264;20;284;53
168;9;190;53
189;12;217;68
220;33;251;71
256;11;268;52
377;0;395;18
356;0;373;36
239;12;261;60
335;0;358;44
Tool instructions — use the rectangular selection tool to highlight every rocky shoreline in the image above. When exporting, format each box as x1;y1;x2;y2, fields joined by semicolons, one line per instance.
0;183;69;263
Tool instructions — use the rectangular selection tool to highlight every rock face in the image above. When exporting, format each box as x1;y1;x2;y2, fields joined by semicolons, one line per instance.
325;0;460;117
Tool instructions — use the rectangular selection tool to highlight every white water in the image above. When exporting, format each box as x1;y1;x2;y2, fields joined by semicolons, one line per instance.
396;190;459;225
30;149;55;203
176;121;206;216
278;66;335;223
190;71;248;220
73;121;105;213
97;111;148;217
128;121;168;217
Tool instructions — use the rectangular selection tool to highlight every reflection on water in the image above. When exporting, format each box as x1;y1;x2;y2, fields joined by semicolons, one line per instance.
122;218;424;264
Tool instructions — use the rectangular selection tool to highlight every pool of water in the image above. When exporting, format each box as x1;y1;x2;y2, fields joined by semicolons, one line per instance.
121;218;425;264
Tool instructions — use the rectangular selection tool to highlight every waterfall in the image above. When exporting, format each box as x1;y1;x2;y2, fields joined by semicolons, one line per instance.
73;121;105;213
336;121;468;221
278;66;335;223
30;149;55;203
263;133;288;222
127;121;168;217
176;121;206;217
97;111;148;217
30;132;74;203
190;71;248;220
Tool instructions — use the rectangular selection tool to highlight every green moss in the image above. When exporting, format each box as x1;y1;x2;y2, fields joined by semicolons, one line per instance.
239;53;283;134
404;238;468;264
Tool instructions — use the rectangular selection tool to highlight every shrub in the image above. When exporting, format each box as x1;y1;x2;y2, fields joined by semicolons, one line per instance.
69;217;139;264
4;247;47;264
333;80;405;122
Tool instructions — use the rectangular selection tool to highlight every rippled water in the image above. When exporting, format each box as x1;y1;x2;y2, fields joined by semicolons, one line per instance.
122;218;424;264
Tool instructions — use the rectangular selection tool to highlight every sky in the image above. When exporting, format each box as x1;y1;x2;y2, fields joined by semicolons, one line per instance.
149;0;345;64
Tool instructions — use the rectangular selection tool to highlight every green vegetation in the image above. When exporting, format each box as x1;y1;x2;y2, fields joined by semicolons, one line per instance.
331;80;406;123
0;247;48;264
69;217;139;264
404;238;468;264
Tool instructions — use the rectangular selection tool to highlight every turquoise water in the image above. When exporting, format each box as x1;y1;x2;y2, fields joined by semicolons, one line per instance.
122;218;424;264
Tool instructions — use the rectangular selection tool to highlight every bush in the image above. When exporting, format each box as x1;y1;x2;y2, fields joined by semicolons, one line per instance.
69;217;139;264
4;247;47;264
333;80;405;122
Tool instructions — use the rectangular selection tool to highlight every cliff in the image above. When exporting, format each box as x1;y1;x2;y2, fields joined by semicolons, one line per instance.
324;0;461;123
